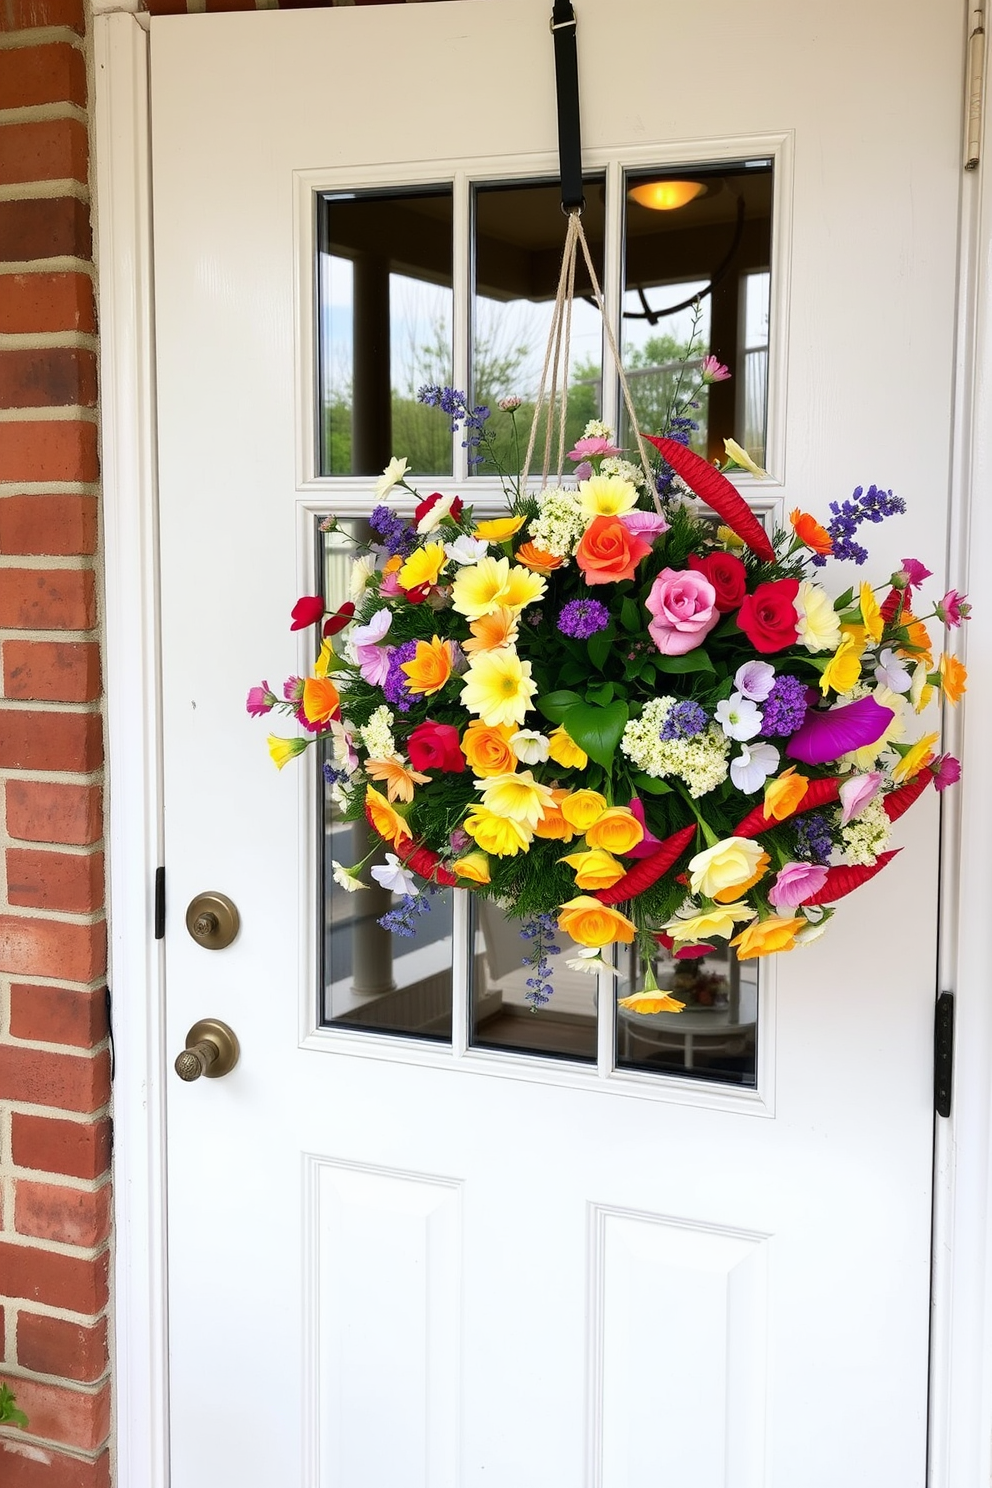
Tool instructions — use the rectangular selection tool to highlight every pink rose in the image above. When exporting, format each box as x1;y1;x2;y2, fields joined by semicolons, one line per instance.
645;568;719;655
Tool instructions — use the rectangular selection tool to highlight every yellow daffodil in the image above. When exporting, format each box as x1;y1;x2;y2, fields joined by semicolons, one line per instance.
585;807;644;856
452;851;491;885
557;895;637;948
474;770;556;828
462;606;519;655
724;437;768;478
938;652;967;704
820;631;866;697
560;790;607;833
559;847;626;890
397;542;446;591
577;474;638;519
500;564;546;611
618;990;686;1014
547;724;587;770
859;582;883;643
365;785;412;847
463;806;533;856
688;837;770;903
893;732;939;782
365;757;430;803
267;735;308;770
460;649;536;728
451;556;544;620
764;766;809;821
400;635;454;697
474;516;526;543
731;915;805;960
662;902;757;942
313;638;336;678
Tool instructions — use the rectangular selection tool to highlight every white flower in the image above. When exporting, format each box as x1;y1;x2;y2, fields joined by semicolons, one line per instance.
330;720;359;775
734;660;776;701
417;492;458;534
795;918;829;947
370;853;419;896
351;608;392;648
582;419;614;441
350;554;376;601
873;647;912;693
620;698;730;798
528;487;587;559
331;861;365;893
565;946;618;977
841;795;891;866
445;534;490;565
730;741;780;793
360;705;396;761
715;693;763;741
374;457;409;500
510;729;550;764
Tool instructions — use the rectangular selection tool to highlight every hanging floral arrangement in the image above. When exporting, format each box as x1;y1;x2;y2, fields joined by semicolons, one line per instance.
250;335;966;1013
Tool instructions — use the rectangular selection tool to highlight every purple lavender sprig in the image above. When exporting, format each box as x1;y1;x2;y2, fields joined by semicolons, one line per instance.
417;386;491;466
520;912;560;1009
812;484;907;567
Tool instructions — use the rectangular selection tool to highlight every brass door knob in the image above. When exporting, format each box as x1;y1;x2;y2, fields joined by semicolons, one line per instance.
174;1018;240;1081
185;891;240;949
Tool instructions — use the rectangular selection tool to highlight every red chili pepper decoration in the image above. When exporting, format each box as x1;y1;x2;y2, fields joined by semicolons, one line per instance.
363;804;459;887
882;771;933;823
642;435;775;562
593;824;697;906
733;777;841;838
802;848;901;905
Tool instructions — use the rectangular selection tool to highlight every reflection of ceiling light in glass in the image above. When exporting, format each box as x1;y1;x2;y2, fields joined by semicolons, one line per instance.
628;180;705;211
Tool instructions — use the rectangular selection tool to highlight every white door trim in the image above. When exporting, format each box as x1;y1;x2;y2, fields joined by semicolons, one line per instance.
93;9;992;1484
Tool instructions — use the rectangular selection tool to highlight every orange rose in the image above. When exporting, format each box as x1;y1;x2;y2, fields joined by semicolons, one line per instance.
533;788;575;842
585;806;644;856
557;895;637;948
514;542;564;575
575;515;652;586
461;720;518;777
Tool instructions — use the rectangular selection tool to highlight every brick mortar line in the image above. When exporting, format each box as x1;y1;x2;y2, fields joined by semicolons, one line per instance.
0;1106;109;1131
0;29;86;52
0;408;98;424
0;1432;110;1467
0;627;98;642
2;1168;110;1194
0;556;96;572
0;104;88;128
0;1298;108;1327
0;1099;111;1122
3;840;103;858
1;1358;111;1390
0;259;93;277
0;974;108;996
0;1231;109;1261
0;483;100;496
0;180;89;205
0;699;101;713
0;902;105;924
0;770;102;786
0;331;97;350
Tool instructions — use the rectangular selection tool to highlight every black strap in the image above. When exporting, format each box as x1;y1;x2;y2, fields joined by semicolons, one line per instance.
550;0;584;212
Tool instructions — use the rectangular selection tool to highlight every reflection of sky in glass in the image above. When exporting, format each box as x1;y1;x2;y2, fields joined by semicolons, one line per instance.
621;279;711;358
745;271;770;349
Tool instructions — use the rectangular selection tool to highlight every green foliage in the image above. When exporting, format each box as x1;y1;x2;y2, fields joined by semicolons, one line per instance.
0;1383;27;1429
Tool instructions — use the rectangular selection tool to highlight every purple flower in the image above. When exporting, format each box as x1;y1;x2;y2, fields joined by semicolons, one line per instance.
369;506;416;557
246;682;276;717
760;675;808;737
899;558;933;590
659;701;708;740
383;640;419;710
793;812;833;865
812;485;907;568
786;695;894;765
621;510;670;539
932;754;961;792
767;861;830;908
558;599;611;639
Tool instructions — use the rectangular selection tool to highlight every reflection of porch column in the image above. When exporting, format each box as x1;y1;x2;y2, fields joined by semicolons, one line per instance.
352;254;391;475
349;820;396;997
706;270;740;463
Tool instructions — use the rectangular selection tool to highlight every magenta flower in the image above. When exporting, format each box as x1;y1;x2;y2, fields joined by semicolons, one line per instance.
767;862;830;908
936;589;970;627
700;355;731;383
839;771;883;825
246;682;276;717
786;695;894;765
897;558;933;591
931;754;962;792
626;798;663;860
290;594;325;630
567;436;621;461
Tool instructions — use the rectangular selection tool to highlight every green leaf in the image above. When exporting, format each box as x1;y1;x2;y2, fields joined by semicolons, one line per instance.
586;681;615;707
833;587;854;611
632;772;673;796
559;700;629;770
536;689;584;725
620;597;642;633
587;630;613;672
653;650;715;675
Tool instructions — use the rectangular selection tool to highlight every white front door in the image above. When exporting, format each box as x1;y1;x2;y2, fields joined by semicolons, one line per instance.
150;4;963;1484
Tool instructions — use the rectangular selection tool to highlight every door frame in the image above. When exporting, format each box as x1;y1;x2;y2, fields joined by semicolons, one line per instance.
92;9;992;1484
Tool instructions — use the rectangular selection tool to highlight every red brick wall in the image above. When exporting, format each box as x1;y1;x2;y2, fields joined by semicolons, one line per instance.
0;2;112;1483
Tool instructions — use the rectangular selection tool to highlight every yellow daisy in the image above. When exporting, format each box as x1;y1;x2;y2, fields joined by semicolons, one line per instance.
460;650;536;728
577;474;638;519
397;542;446;591
474;770;556;828
473;516;526;542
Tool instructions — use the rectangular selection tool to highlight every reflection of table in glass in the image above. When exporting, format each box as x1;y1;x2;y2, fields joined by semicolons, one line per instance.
617;1006;757;1070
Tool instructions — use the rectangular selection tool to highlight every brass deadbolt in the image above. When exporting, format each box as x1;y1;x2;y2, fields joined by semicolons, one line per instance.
174;1018;240;1081
185;891;240;950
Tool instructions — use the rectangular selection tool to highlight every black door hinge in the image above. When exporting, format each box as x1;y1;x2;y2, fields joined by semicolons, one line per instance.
934;991;954;1118
155;866;166;939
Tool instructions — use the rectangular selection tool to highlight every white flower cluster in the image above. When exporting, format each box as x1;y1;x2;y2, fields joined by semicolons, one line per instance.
360;705;396;761
620;697;730;799
583;419;613;440
840;795;891;866
528;486;587;558
600;456;645;489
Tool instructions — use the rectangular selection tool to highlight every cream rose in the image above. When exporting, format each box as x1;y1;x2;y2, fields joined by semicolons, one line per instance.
688;837;770;903
794;580;842;654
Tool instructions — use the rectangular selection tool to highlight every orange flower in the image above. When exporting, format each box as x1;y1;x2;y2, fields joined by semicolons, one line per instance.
514;542;564;575
365;785;411;847
400;635;454;697
559;847;627;890
938;652;967;704
365;757;430;803
575;515;652;586
618;990;686;1014
731;915;804;959
462;607;519;655
557;895;637;948
533;788;575;842
585;807;644;856
897;611;933;667
301;675;340;725
789;508;833;555
452;851;491;885
763;767;809;821
460;720;517;777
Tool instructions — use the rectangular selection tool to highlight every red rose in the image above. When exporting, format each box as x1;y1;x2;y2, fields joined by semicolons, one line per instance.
290;595;325;630
737;578;800;653
407;720;465;774
688;552;747;613
415;492;464;526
